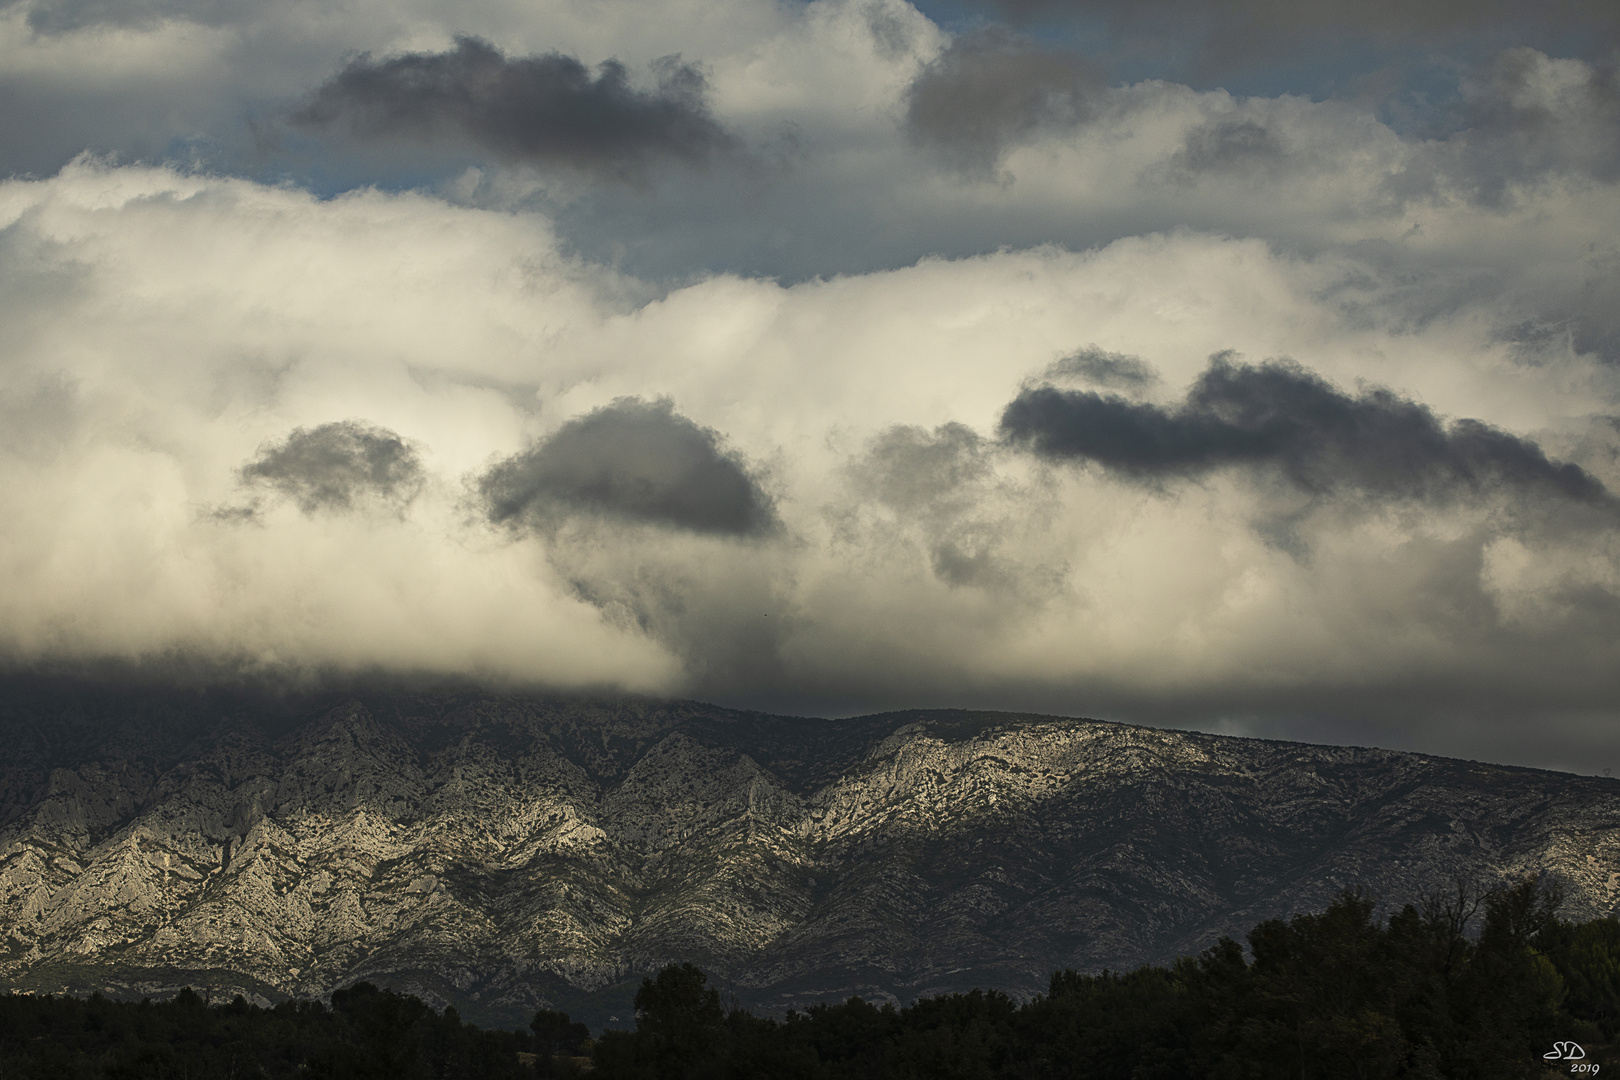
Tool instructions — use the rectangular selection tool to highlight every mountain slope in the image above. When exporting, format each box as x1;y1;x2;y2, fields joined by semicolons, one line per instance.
0;680;1615;1028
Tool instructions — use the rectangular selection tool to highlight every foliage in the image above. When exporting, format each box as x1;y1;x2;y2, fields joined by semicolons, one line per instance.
587;875;1616;1080
3;876;1617;1079
0;981;573;1079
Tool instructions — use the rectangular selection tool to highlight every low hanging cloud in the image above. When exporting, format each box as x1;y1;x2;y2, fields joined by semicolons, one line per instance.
291;36;736;185
239;421;424;514
903;28;1105;172
5;161;1620;770
479;398;776;537
1000;355;1612;506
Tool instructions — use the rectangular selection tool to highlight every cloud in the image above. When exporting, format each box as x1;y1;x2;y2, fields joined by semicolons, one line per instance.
0;162;682;691
3;0;1620;783
18;0;249;34
3;154;1620;769
1001;354;1612;507
903;27;1103;172
1447;48;1620;203
1043;346;1159;390
975;0;1619;75
479;397;777;537
238;420;424;514
290;36;736;185
839;422;1062;596
847;422;993;515
1171;119;1288;178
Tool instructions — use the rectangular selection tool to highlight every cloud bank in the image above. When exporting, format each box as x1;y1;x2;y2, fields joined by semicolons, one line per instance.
2;0;1620;770
2;158;1618;771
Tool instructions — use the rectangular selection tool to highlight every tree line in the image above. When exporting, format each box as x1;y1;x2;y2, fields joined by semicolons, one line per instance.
3;874;1617;1078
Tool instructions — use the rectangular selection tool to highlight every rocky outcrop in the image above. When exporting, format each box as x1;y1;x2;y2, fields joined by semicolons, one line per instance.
0;681;1616;1029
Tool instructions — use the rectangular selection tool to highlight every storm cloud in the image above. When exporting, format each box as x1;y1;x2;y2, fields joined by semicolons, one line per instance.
480;398;776;537
1001;356;1611;506
239;421;424;514
292;36;736;184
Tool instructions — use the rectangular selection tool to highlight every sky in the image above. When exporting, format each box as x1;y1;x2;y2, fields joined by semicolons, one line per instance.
2;0;1619;772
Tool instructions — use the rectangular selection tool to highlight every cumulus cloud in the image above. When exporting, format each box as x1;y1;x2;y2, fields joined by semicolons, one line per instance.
5;0;1620;770
479;397;776;537
3;164;1614;750
239;420;423;514
1001;355;1612;507
0;162;683;691
291;36;736;185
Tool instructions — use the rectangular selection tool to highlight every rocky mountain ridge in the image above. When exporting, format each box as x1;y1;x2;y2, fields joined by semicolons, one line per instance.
0;680;1616;1029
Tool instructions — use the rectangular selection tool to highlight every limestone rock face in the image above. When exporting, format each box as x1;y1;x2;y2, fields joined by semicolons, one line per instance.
1;682;1617;1028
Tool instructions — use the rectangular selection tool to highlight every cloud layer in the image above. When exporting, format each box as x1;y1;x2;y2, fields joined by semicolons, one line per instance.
2;0;1620;770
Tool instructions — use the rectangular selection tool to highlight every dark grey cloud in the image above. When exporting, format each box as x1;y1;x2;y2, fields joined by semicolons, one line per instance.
239;420;424;514
1001;354;1612;506
904;28;1104;172
480;398;776;537
291;37;736;185
1043;346;1158;390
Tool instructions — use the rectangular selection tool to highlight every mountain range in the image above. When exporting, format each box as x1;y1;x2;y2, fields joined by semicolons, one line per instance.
1;679;1616;1030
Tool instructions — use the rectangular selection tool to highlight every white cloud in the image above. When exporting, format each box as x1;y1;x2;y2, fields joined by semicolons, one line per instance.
2;160;1617;752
